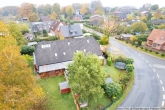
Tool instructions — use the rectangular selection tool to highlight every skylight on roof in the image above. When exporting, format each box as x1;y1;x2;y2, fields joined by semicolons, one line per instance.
84;49;86;52
76;50;78;52
41;44;51;48
63;52;66;55
87;40;89;43
68;42;70;45
55;53;57;57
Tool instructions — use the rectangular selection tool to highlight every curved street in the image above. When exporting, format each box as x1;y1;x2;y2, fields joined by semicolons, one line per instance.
110;38;165;107
83;26;165;107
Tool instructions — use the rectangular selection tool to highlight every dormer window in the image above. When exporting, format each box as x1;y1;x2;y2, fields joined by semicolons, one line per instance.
63;52;66;55
55;53;57;57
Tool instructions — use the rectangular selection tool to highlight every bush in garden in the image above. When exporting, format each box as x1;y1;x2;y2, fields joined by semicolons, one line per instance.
161;54;165;56
125;58;134;64
20;45;35;55
100;35;109;45
107;57;112;66
145;48;148;51
137;40;142;46
156;52;159;54
91;32;100;40
140;47;143;49
115;56;126;63
149;50;152;52
126;41;128;43
104;83;122;100
126;64;134;73
136;45;138;48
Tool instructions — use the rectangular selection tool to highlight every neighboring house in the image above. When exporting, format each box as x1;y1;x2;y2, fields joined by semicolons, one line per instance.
120;34;133;40
40;15;51;22
141;11;150;16
150;19;165;25
22;17;28;22
28;42;38;46
49;20;66;36
128;19;141;25
147;29;165;51
72;15;83;21
113;10;129;21
30;21;53;34
90;15;104;26
24;33;34;41
34;37;103;78
59;24;83;39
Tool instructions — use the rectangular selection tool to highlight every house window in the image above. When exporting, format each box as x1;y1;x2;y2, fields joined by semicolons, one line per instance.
158;44;160;46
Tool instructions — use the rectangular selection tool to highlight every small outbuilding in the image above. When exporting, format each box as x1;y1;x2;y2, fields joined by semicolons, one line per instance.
59;81;71;94
120;34;133;40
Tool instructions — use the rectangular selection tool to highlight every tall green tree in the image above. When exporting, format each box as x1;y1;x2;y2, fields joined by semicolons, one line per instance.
51;3;61;18
131;21;148;33
150;4;159;11
68;52;105;104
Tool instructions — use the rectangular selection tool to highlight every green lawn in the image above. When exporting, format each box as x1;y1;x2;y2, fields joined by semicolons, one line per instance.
102;65;126;83
37;76;76;110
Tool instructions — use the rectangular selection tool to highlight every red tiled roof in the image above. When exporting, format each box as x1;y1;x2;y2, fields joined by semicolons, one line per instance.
147;29;165;44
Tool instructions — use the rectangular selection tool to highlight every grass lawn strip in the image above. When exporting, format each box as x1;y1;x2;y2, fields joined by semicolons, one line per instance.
37;76;76;110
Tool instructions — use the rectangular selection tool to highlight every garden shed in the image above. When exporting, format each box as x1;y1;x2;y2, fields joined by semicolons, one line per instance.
59;81;71;94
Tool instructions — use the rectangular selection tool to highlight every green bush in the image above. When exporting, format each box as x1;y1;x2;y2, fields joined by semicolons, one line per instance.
136;45;138;48
125;58;134;64
137;40;142;46
47;36;58;41
91;32;100;40
136;34;149;41
20;45;35;55
100;35;109;45
82;29;87;33
126;64;134;73
126;41;128;43
107;57;112;66
43;29;48;37
145;48;148;51
141;47;143;49
156;52;159;54
161;54;165;56
149;50;152;52
115;56;126;63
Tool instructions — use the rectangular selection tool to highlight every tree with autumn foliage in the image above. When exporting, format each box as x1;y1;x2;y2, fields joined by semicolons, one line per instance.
0;21;47;110
80;3;89;15
153;9;163;19
20;3;39;22
65;5;74;19
50;12;57;20
51;3;61;18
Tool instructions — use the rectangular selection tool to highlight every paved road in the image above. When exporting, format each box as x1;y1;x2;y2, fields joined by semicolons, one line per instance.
83;27;165;107
110;38;165;107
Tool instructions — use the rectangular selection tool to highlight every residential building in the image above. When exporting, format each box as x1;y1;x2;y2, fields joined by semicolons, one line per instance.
24;33;34;41
90;15;104;26
30;21;53;34
59;24;83;39
141;11;150;16
72;15;83;21
34;37;103;78
49;20;66;36
39;15;51;22
120;34;133;40
150;19;165;25
147;29;165;51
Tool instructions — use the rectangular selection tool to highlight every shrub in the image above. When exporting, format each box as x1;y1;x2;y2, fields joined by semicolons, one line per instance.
104;83;122;100
137;40;142;46
47;36;58;41
161;54;165;56
141;46;143;49
132;43;135;46
91;32;100;40
82;29;87;33
100;35;109;45
125;58;134;64
145;48;148;51
20;45;35;55
107;57;112;66
43;29;48;37
149;50;152;52
156;52;159;54
126;41;128;43
136;34;149;41
136;45;138;48
126;64;134;73
115;56;126;63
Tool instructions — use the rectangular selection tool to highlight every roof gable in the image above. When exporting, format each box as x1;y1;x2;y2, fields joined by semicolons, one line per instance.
147;29;165;41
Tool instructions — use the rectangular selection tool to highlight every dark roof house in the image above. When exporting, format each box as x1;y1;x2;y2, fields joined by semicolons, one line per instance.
40;15;51;22
34;37;103;74
30;21;53;34
60;24;83;39
150;19;165;25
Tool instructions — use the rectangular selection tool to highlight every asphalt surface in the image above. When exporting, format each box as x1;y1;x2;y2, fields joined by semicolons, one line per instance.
110;39;165;107
83;26;165;108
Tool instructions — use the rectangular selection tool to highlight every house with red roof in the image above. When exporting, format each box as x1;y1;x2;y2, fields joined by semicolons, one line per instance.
147;29;165;51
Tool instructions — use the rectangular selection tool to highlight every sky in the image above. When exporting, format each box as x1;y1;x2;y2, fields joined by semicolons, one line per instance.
0;0;164;8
